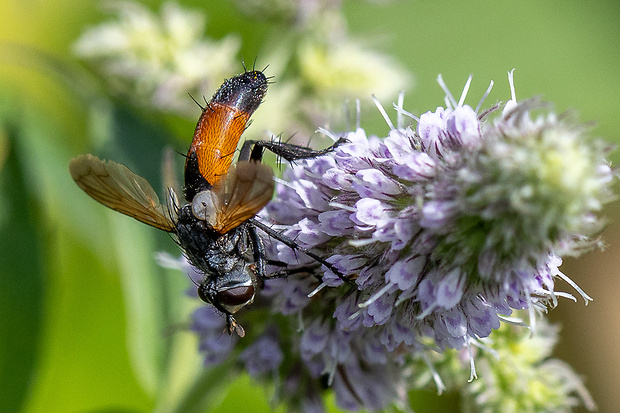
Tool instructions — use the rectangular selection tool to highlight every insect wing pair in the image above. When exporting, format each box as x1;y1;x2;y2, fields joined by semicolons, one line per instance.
68;154;273;237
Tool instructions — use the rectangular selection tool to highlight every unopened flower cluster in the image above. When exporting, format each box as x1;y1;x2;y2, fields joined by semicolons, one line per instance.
74;2;240;114
182;73;612;412
414;314;596;412
73;1;410;135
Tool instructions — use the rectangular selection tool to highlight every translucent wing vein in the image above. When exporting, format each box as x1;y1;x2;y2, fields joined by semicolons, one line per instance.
69;154;176;232
212;161;274;234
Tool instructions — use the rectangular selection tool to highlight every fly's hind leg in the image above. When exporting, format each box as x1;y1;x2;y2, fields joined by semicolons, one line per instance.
238;136;348;163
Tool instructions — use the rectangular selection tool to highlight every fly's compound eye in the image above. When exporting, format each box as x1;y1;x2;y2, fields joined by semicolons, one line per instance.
216;285;255;314
192;190;218;227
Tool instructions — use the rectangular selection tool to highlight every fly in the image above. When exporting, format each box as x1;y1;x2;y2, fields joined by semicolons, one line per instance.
69;69;346;336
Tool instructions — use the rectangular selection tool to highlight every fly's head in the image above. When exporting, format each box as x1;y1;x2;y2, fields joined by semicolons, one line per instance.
196;260;257;316
197;224;258;316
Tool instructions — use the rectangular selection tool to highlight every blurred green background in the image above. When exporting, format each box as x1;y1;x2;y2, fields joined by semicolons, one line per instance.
1;0;619;412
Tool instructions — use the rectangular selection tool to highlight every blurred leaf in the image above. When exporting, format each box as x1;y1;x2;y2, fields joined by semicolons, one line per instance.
152;322;204;412
0;121;45;413
24;224;153;412
99;103;193;396
0;95;154;411
109;213;170;395
208;373;280;413
169;360;237;413
100;105;178;186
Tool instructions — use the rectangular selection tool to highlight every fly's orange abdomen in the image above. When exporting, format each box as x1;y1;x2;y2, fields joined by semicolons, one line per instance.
184;70;268;201
188;103;250;187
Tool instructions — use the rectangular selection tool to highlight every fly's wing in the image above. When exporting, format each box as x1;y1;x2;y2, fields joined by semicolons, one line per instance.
162;147;182;217
211;160;274;234
69;154;176;232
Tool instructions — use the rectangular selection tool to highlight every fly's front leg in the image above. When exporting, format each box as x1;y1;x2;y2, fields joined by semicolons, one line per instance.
264;264;323;280
249;225;321;281
226;314;245;338
250;218;352;284
248;224;267;286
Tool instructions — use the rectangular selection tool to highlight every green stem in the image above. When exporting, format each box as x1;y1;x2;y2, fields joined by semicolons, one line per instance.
168;361;238;413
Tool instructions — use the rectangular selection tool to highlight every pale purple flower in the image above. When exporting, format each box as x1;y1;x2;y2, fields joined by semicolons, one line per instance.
181;72;611;412
191;306;237;365
240;332;284;376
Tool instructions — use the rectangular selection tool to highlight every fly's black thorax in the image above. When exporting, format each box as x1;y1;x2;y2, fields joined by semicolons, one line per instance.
175;204;257;314
183;152;210;202
176;204;256;275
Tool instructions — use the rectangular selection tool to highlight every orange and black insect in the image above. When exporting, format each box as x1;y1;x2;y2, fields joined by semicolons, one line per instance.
69;69;345;336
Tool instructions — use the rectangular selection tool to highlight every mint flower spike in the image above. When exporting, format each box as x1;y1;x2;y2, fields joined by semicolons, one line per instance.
266;70;613;354
176;71;612;412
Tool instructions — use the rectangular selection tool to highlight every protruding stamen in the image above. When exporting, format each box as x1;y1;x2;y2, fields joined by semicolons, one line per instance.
526;292;537;335
421;353;446;395
326;359;337;386
416;303;437;320
349;238;379;247
556;270;593;305
308;282;328;298
508;68;517;102
317;127;341;142
437;74;457;108
396;91;405;129
497;315;528;327
549;291;577;302
475;80;494;114
296;311;305;332
393;103;419;123
348;308;363;320
457;74;473;107
358;283;393;308
466;338;477;382
329;202;358;212
372;94;395;130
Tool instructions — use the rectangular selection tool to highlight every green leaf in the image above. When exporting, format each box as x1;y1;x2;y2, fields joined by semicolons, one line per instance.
0;93;154;412
168;361;237;413
0;124;45;413
109;214;169;394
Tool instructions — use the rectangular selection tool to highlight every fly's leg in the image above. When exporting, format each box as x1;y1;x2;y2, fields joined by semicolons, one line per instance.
250;218;351;284
226;314;245;338
264;266;320;279
238;137;348;163
248;224;267;285
249;225;319;279
241;137;352;284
